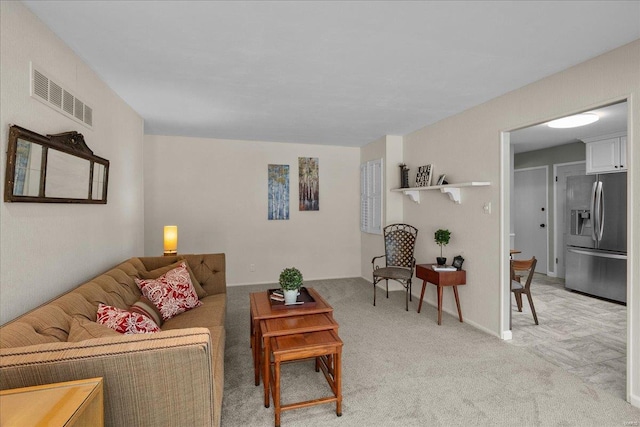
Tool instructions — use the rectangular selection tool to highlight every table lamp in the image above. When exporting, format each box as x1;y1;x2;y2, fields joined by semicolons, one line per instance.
163;225;178;256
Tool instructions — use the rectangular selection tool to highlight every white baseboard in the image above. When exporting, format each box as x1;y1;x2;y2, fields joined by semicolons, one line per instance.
630;392;640;409
501;330;513;340
413;295;501;339
228;275;365;287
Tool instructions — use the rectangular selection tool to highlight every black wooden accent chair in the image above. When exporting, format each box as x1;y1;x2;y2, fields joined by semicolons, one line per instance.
372;224;418;311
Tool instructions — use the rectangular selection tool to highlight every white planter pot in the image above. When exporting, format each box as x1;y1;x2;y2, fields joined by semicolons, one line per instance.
283;289;298;304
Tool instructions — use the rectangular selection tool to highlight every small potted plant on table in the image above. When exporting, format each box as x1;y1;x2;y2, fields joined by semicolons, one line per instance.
434;229;451;266
279;267;303;304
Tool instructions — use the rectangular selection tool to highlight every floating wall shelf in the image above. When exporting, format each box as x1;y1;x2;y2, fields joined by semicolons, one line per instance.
391;182;491;204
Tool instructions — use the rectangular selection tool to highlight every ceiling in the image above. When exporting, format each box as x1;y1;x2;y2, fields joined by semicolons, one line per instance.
510;101;628;154
24;1;640;147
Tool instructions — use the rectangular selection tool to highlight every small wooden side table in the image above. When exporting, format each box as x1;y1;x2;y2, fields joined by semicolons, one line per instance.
0;377;104;427
269;330;343;427
249;287;334;386
416;264;467;325
260;313;339;408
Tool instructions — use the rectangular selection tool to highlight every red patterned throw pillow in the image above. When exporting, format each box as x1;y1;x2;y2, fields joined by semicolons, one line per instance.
96;303;160;334
134;261;202;320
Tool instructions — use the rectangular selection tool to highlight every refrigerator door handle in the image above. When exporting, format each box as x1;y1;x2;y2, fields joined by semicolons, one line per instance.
590;181;598;242
596;181;605;242
567;248;627;260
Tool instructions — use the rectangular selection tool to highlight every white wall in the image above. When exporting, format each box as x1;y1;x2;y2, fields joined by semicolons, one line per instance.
144;135;361;285
0;2;145;324
403;40;639;404
359;135;404;282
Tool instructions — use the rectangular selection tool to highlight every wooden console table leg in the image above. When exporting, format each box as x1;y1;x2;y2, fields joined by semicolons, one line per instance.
253;319;260;386
418;280;427;313
263;336;271;408
273;355;281;427
453;286;463;323
335;348;343;417
437;285;443;325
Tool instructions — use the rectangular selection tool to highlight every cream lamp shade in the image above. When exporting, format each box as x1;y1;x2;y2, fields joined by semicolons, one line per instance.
163;226;178;255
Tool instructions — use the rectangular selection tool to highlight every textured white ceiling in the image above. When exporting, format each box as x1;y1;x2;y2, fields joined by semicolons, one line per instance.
511;101;628;154
24;1;640;147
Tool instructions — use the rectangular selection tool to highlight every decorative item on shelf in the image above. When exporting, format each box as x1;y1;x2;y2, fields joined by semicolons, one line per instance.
163;225;178;256
436;174;448;186
434;228;451;266
415;164;433;187
279;267;303;304
399;163;410;188
452;255;465;270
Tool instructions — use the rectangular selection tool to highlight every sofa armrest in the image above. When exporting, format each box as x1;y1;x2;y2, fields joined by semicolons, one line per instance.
0;329;218;427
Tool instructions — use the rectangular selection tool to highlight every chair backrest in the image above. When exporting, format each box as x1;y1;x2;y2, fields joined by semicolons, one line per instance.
383;224;418;268
511;257;537;290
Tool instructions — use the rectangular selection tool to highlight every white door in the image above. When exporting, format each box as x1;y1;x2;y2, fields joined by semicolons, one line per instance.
514;167;548;273
554;162;586;278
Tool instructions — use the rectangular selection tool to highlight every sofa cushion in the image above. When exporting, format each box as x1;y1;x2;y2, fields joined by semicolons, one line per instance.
130;296;164;327
96;304;160;334
68;317;121;341
139;259;207;299
162;293;226;331
135;262;202;320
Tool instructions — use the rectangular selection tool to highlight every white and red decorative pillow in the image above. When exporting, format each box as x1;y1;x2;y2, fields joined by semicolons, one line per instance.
134;261;202;320
96;303;160;334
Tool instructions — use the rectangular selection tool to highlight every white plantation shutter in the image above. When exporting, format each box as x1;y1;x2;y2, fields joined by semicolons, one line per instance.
360;158;383;234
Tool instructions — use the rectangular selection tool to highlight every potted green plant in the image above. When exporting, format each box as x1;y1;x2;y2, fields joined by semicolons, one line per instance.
279;267;303;304
434;229;451;265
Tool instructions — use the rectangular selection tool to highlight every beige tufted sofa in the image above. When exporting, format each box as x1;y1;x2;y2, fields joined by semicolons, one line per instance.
0;253;226;427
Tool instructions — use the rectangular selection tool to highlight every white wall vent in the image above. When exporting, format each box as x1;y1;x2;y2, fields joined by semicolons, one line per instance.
30;63;93;129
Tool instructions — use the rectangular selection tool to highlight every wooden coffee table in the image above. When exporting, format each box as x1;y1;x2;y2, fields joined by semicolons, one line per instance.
249;287;334;386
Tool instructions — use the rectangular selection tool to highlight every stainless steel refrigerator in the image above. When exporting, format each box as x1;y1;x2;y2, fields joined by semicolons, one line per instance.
565;172;627;303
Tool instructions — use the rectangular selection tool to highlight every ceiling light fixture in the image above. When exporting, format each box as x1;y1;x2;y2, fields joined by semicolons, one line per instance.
547;113;599;129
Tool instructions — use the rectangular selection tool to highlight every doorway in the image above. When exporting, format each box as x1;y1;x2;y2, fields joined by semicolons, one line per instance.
502;100;630;401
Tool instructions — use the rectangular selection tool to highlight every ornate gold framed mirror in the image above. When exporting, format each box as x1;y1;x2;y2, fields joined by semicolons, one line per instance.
4;125;109;203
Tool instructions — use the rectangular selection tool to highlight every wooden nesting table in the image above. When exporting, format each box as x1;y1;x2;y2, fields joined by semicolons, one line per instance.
249;288;342;426
250;287;334;386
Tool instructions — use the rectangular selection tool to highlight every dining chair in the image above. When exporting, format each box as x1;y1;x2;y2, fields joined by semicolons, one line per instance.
511;256;539;325
372;223;418;311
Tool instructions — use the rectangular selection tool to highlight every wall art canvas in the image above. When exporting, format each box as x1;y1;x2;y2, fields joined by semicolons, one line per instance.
268;164;290;220
298;157;319;211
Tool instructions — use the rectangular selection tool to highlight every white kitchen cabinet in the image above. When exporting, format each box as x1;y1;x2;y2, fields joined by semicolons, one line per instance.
584;132;626;174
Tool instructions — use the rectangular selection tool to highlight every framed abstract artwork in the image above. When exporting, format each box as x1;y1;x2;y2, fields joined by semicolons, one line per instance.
298;157;319;211
268;164;289;220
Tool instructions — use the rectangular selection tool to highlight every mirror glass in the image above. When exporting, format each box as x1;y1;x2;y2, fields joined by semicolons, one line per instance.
92;163;105;200
46;150;91;199
13;139;42;197
4;125;109;203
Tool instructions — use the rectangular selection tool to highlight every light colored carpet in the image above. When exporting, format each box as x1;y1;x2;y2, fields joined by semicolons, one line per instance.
222;278;640;426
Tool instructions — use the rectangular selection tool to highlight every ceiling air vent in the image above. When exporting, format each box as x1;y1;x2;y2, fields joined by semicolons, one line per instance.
74;98;84;120
62;90;74;115
33;69;49;101
84;106;93;126
50;81;62;108
30;63;93;129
